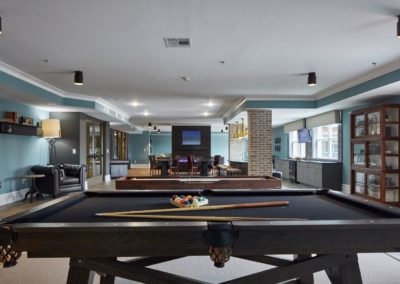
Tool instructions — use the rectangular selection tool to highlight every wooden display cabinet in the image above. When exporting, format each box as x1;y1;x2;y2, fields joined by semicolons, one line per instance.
351;104;400;205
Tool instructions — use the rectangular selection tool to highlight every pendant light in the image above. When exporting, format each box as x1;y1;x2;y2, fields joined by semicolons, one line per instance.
74;71;83;85
307;72;316;86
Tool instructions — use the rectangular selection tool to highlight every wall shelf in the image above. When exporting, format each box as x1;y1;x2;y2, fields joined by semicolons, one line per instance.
0;122;39;136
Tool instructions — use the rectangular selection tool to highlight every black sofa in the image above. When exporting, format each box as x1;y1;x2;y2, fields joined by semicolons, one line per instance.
31;164;87;197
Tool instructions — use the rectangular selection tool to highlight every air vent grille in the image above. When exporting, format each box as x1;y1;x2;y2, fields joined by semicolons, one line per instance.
164;38;192;48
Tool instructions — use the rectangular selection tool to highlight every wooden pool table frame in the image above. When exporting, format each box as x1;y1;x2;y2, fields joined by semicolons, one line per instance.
1;189;400;284
115;175;282;190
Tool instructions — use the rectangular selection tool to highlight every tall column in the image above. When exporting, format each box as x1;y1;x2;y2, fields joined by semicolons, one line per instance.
228;124;235;163
247;109;272;176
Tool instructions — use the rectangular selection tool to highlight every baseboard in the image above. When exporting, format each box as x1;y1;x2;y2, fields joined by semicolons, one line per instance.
342;183;350;194
0;187;30;206
130;164;149;168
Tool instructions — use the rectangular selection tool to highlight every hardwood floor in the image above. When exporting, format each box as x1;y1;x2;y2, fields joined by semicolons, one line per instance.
0;168;150;219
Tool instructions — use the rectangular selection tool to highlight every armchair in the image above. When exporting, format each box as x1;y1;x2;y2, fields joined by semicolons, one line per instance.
31;164;87;198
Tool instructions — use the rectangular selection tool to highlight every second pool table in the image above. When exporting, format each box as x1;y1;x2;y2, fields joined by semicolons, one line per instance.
115;175;281;190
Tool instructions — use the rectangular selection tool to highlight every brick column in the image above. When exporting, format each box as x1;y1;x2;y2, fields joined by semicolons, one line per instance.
247;109;272;176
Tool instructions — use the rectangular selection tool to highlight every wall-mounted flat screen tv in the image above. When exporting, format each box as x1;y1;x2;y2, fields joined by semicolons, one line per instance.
298;128;311;143
182;130;201;145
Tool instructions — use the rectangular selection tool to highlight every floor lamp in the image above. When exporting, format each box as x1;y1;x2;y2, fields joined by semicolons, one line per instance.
41;119;61;165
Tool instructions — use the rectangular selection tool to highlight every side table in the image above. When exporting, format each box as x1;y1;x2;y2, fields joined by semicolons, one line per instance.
23;174;45;203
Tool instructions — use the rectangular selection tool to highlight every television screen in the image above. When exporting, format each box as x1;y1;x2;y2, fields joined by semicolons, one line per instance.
182;130;201;145
298;128;311;143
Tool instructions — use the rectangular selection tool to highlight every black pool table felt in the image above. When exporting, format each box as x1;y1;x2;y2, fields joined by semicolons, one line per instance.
15;191;392;224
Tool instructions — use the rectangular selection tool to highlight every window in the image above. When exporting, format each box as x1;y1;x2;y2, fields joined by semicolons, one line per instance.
312;123;339;160
289;131;306;158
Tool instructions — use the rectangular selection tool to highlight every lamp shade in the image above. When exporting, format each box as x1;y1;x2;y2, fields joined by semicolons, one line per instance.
42;119;61;138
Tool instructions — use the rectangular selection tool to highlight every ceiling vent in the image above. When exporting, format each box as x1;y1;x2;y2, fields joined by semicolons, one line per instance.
164;38;192;48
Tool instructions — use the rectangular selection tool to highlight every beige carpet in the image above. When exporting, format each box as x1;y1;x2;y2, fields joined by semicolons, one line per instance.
1;253;400;283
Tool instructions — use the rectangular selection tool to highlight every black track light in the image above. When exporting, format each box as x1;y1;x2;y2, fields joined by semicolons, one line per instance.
225;126;228;131
148;122;152;127
397;15;400;38
157;129;161;133
74;71;83;85
307;72;316;86
153;126;157;131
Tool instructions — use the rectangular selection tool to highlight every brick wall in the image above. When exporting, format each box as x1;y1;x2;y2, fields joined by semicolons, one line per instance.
247;109;272;176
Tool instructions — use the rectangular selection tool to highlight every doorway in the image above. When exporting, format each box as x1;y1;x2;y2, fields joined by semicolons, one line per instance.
86;119;103;186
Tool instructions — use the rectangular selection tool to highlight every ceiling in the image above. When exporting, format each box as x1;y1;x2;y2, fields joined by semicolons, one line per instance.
1;0;400;131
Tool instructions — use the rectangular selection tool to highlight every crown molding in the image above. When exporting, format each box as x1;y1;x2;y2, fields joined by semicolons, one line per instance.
314;58;400;100
0;60;66;97
0;60;131;124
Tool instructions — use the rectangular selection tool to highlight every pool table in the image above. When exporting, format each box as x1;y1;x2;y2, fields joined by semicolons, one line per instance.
1;189;400;284
115;175;281;190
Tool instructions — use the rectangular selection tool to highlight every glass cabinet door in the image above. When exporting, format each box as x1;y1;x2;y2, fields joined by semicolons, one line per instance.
385;107;399;122
366;174;380;199
353;143;365;166
354;172;365;194
354;114;365;137
385;173;399;202
368;143;381;168
367;111;380;135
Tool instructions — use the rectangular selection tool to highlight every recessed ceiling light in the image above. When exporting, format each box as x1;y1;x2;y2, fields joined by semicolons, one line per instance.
182;76;190;81
131;101;140;107
207;98;215;107
203;112;209;117
144;110;149;116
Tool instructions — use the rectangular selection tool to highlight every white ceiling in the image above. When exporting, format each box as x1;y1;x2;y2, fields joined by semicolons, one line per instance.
1;0;400;131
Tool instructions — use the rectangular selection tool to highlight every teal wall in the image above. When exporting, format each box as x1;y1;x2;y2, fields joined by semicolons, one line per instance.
272;126;288;159
128;131;229;163
342;107;355;186
128;131;150;164
151;133;172;156
211;133;229;160
0;98;49;195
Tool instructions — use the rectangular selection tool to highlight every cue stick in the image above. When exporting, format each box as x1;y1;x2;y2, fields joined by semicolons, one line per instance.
96;213;304;222
96;200;289;217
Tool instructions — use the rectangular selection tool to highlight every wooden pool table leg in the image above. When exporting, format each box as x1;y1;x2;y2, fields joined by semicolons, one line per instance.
294;254;314;284
99;274;115;284
67;258;95;284
325;254;362;284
